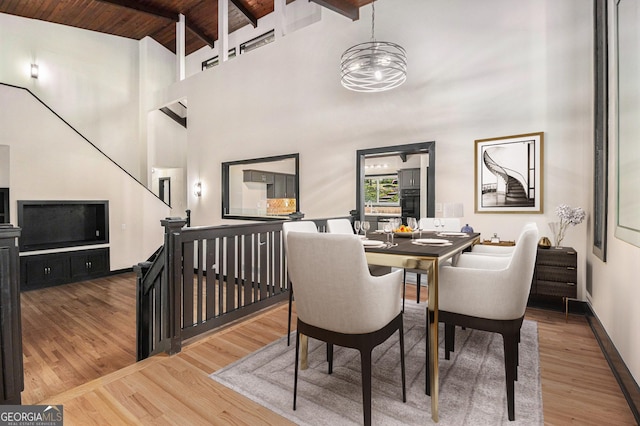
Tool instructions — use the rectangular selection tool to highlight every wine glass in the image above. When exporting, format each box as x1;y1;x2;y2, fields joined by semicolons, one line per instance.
361;221;370;238
433;218;441;233
354;220;361;235
383;222;393;243
407;217;418;239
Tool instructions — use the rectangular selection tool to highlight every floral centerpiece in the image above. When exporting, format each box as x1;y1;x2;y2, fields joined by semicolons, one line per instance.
549;204;586;248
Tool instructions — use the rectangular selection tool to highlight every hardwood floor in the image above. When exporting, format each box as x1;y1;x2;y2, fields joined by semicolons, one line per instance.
21;274;636;425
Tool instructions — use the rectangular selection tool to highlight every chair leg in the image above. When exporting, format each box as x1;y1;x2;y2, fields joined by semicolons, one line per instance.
444;323;455;360
287;286;293;346
294;331;300;410
360;349;373;426
416;273;421;303
503;332;518;421
327;343;334;374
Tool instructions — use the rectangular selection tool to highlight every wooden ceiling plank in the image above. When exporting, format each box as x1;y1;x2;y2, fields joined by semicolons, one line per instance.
229;0;258;28
309;0;359;21
185;20;215;49
94;0;178;22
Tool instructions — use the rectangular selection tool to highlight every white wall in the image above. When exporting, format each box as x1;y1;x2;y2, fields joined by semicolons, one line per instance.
0;13;172;182
0;85;170;270
0;146;9;186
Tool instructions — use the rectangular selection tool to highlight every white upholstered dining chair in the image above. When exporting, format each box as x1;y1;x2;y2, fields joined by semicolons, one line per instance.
286;232;406;426
425;224;538;421
282;220;318;345
326;218;355;234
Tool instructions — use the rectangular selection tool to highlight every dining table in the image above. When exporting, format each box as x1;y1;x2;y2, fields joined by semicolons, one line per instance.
362;230;481;422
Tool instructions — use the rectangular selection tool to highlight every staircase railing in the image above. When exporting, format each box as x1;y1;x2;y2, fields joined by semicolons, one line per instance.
482;151;530;199
135;216;341;360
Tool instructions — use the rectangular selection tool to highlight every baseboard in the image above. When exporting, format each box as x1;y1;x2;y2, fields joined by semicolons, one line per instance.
585;304;640;423
109;267;133;276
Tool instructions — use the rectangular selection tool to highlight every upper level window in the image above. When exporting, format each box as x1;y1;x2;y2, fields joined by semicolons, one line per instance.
240;30;274;54
202;48;237;70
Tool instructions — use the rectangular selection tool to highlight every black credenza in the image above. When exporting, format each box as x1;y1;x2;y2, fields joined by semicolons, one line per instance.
20;247;110;291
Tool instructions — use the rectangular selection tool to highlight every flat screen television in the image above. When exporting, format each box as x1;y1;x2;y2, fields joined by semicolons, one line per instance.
18;200;109;251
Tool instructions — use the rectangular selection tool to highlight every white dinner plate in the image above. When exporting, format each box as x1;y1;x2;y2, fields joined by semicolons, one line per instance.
413;238;451;244
361;239;386;247
437;232;468;237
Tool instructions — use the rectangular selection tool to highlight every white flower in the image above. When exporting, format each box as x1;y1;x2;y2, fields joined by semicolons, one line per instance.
550;204;585;247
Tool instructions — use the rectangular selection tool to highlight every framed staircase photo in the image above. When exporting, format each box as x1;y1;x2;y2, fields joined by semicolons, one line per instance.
474;132;544;214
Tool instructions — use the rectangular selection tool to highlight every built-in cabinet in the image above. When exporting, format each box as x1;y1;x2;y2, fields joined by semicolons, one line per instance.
20;248;110;291
398;168;420;190
243;169;275;184
267;174;296;198
244;170;295;198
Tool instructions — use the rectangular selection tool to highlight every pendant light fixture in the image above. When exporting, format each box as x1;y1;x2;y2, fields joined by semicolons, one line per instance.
340;0;407;92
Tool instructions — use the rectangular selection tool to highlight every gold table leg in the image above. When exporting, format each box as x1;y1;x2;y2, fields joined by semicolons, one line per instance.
428;262;439;422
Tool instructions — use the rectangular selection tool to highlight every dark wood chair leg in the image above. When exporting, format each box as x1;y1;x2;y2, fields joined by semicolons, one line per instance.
399;324;407;402
293;330;300;410
503;332;517;421
444;323;455;360
360;349;373;426
327;343;333;374
287;285;293;346
416;273;421;303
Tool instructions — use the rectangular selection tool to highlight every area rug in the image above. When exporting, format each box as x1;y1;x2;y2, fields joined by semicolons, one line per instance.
210;301;543;425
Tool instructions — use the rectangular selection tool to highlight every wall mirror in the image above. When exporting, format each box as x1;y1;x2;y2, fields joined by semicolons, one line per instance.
222;153;299;221
615;0;640;248
356;142;435;229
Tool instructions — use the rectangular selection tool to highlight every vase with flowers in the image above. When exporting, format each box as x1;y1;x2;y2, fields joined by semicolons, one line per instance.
548;204;585;248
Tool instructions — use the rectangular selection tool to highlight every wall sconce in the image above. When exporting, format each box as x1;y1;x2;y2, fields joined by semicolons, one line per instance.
194;182;202;197
30;64;39;79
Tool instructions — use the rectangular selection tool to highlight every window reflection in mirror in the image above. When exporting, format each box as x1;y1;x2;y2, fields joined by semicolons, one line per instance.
222;154;299;220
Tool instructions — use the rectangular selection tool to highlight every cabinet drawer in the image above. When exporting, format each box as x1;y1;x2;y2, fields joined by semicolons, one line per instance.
535;265;576;283
536;248;577;267
536;279;577;298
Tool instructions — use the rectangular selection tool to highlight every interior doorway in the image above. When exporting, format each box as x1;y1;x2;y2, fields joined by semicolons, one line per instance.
356;142;436;222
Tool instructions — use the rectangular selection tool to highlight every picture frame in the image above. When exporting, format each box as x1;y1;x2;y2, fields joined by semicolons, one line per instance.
474;132;544;214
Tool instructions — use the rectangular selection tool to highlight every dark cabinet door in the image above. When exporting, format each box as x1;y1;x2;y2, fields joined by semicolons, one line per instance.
285;175;296;198
243;170;274;184
399;169;420;190
21;254;70;290
274;174;286;198
70;249;109;280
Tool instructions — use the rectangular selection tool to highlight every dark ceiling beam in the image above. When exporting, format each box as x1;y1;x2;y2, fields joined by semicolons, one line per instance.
230;0;258;28
95;0;178;21
186;21;215;49
309;0;359;21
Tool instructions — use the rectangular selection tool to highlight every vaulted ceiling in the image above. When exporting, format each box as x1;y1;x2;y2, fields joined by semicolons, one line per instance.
0;0;373;55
